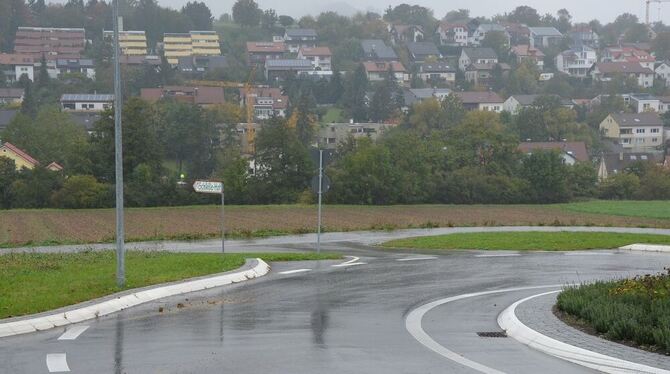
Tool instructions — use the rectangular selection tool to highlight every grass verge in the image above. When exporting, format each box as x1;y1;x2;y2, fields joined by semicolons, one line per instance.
381;232;670;251
561;200;670;220
556;270;670;354
0;251;341;319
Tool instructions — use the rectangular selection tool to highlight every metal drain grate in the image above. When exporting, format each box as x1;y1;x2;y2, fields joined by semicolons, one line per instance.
476;331;507;338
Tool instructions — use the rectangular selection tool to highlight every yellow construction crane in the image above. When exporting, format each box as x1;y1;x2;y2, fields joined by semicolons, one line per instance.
646;0;670;25
244;66;257;155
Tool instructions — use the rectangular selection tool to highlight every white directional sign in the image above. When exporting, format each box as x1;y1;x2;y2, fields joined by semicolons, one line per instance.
193;180;223;194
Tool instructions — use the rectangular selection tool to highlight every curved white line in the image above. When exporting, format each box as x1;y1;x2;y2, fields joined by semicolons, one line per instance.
58;325;89;340
46;353;70;372
498;292;670;374
333;256;360;267
405;285;562;374
397;256;438;262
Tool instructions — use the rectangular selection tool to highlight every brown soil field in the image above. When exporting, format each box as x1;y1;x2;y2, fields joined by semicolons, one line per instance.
1;204;669;247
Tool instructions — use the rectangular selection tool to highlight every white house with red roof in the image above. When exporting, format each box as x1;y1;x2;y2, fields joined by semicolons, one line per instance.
297;47;332;71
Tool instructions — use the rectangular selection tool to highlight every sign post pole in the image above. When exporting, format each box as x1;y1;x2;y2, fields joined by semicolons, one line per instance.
317;150;323;254
193;180;225;254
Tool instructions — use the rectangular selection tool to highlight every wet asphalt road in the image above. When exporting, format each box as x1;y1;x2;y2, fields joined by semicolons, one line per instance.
2;231;670;373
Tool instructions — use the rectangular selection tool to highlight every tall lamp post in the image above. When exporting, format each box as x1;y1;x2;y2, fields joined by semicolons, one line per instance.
112;0;125;288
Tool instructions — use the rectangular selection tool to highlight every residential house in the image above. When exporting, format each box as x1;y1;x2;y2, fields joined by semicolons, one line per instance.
0;141;62;171
14;27;85;60
246;42;286;66
177;55;227;75
503;94;574;114
590;62;655;88
283;28;318;53
555;45;597;78
297;47;332;71
464;63;510;86
406;42;441;63
417;62;455;84
629;93;661;113
569;25;599;48
600;152;664;178
60;94;113;112
528;27;563;48
471;24;510;46
140;86;225;107
360;39;398;61
659;97;670;113
239;87;288;120
362;61;408;84
518;141;589;165
389;24;424;44
503;23;530;45
510;45;544;69
0;89;24;105
56;58;95;79
119;55;161;66
402;87;452;107
458;48;498;71
436;21;469;47
0;54;34;82
452;91;504;112
0;109;17;131
163;31;221;65
265;59;314;81
655;61;670;86
318;123;398;149
603;46;655;70
102;30;148;56
599;113;664;150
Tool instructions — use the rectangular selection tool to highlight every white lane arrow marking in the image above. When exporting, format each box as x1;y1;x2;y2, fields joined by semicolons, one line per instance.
46;353;70;372
57;325;89;340
474;254;521;258
278;269;312;275
396;256;438;261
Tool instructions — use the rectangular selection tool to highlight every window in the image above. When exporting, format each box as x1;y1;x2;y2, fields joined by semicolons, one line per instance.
636;128;645;134
622;138;631;144
652;138;659;143
651;128;660;133
636;138;645;143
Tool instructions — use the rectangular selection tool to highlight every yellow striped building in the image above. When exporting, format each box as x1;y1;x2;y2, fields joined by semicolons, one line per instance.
103;30;148;56
163;31;221;65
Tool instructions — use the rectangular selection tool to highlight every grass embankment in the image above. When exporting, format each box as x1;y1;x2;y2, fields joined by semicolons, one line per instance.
3;201;670;248
557;271;670;354
382;232;670;251
0;251;341;319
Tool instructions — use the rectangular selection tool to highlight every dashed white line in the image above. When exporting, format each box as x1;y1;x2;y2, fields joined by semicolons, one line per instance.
396;256;438;262
564;252;614;256
46;353;70;372
278;268;312;275
474;253;521;258
57;325;89;340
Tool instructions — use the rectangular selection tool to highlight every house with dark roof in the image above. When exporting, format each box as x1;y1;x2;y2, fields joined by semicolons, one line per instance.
389;24;424;44
599;152;664;179
60;94;114;112
556;45;597;78
177;55;227;75
655;60;670;87
362;61;408;83
528;27;563;48
0;88;25;105
56;58;95;79
518;142;588;165
406;42;441;63
402;87;452;107
0;53;34;82
283;28;318;52
418;62;455;83
471;24;510;46
452;91;504;112
510;45;544;69
140;86;225;107
265;59;314;81
0;109;18;131
297;47;332;70
360;39;398;61
599;113;664;150
590;62;655;88
569;25;599;48
436;21;469;47
458;48;498;71
246;42;286;66
503;94;575;113
239;87;288;120
464;63;510;86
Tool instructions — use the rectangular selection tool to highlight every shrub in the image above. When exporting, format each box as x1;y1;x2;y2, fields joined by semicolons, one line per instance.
51;175;110;208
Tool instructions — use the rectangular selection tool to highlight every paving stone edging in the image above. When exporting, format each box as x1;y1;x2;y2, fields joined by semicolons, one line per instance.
620;244;670;253
0;258;270;338
498;291;670;374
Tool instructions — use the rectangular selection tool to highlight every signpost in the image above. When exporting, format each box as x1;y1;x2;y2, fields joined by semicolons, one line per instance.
311;150;331;253
193;181;225;253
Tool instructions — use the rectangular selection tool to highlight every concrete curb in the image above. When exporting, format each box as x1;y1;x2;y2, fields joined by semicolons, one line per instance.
498;291;670;374
0;258;270;338
620;244;670;253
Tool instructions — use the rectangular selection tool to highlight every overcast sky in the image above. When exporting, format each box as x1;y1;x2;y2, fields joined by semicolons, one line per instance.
153;0;658;24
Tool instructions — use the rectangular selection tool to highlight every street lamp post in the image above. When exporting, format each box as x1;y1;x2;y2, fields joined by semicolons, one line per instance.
112;0;125;288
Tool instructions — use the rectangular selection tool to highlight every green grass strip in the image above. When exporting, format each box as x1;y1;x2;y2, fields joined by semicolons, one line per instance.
382;232;670;251
561;200;670;220
0;251;341;319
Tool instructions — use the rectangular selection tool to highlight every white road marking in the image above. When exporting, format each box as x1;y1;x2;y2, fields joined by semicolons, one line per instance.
499;291;670;374
278;269;311;275
405;285;562;374
57;325;89;340
564;252;613;256
333;256;366;267
474;253;521;258
396;256;438;261
46;353;70;372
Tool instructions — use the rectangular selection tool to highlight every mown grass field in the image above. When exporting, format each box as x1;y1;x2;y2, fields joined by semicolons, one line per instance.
382;232;670;251
557;271;670;354
2;201;670;248
0;251;341;319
